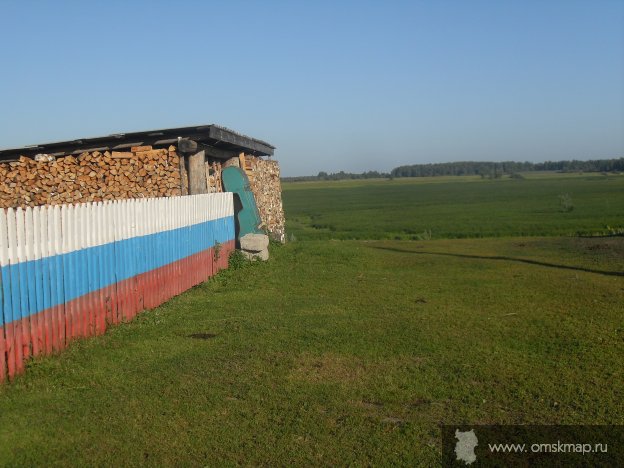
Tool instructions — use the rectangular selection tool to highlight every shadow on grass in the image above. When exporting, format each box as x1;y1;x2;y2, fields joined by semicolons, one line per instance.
369;245;624;277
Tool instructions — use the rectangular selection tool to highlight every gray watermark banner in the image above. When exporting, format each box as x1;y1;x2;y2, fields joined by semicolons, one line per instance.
441;425;623;466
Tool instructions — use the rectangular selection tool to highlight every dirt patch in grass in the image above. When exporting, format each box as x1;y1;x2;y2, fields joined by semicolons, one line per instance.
289;353;369;383
572;237;624;256
187;333;218;340
523;237;624;270
289;353;426;384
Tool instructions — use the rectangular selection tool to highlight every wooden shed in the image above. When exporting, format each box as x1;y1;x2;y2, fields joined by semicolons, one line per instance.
0;125;285;241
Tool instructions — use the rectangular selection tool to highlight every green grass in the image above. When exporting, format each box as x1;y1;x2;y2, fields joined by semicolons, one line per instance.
0;238;622;465
1;173;623;465
283;173;624;240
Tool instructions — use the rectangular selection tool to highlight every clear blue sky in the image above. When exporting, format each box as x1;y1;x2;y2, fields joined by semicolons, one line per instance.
1;1;622;176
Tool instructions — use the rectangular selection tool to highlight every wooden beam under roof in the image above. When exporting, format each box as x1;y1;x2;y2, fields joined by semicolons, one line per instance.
0;124;274;161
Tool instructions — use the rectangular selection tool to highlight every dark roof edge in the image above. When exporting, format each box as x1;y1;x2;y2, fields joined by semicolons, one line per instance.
0;124;275;161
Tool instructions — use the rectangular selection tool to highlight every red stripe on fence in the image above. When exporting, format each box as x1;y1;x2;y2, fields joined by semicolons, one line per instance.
0;326;5;382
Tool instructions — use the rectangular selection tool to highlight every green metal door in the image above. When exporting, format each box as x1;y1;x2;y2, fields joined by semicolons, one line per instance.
221;166;263;238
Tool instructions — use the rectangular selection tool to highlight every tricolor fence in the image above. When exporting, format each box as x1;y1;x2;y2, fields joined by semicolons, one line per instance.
0;193;235;382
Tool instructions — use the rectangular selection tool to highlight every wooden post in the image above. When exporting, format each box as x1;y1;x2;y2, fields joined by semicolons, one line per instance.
177;154;187;196
188;150;207;195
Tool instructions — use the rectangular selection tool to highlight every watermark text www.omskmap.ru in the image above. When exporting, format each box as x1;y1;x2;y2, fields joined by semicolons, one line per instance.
489;440;607;455
442;425;622;466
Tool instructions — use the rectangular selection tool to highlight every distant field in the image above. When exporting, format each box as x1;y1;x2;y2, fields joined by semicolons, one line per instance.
283;173;624;240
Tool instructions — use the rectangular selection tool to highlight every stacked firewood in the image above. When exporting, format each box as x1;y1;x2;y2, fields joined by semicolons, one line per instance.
244;156;286;242
0;146;183;208
205;161;223;193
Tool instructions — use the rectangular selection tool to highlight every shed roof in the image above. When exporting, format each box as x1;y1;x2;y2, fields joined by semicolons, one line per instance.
0;124;275;162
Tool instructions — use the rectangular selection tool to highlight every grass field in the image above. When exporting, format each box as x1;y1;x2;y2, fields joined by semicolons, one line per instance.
0;173;622;465
283;173;624;240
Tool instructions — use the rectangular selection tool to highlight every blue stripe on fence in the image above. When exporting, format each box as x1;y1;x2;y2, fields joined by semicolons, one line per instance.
0;215;234;325
0;268;10;326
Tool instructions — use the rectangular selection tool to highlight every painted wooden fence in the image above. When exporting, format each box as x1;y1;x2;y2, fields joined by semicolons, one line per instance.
0;193;235;381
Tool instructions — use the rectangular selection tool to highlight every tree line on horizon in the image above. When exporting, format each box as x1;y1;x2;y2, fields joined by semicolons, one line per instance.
282;157;624;182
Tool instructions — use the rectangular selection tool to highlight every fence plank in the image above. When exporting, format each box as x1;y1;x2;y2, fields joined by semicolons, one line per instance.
116;200;129;322
49;205;64;351
36;207;53;355
129;200;140;318
74;203;85;338
93;202;104;335
15;208;32;367
6;209;21;376
24;207;41;357
113;200;122;324
0;209;9;382
85;203;94;336
64;204;78;341
113;200;124;322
